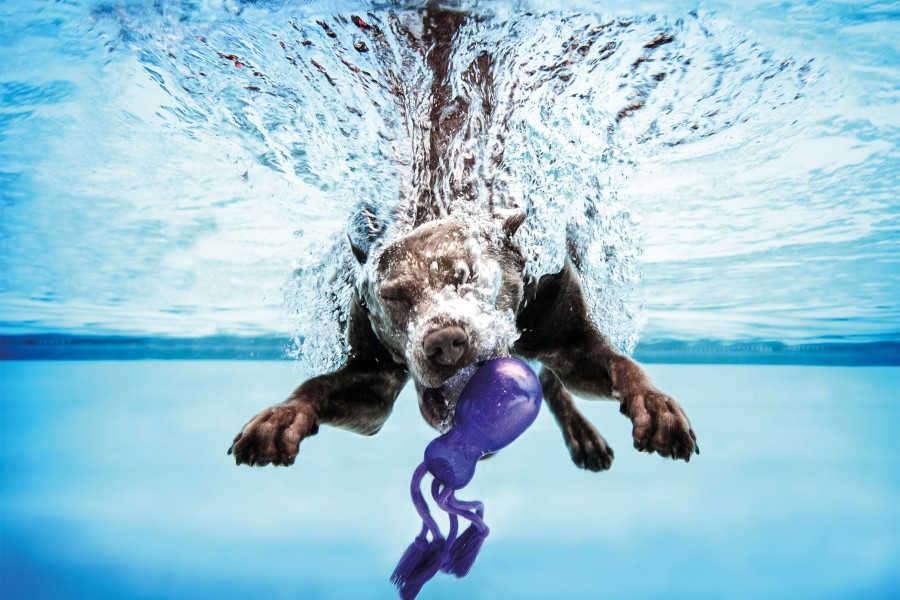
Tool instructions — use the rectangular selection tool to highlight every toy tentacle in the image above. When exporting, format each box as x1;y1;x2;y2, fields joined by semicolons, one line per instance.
447;493;488;532
393;463;449;599
432;480;459;547
411;461;443;541
447;492;485;517
439;491;490;578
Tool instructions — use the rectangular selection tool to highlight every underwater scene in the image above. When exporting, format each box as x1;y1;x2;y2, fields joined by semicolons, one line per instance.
1;0;898;599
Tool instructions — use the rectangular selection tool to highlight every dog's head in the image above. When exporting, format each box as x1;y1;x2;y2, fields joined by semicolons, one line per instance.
354;214;525;388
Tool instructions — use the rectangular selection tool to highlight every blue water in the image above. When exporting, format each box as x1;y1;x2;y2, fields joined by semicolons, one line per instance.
0;0;897;346
1;1;899;599
2;362;899;599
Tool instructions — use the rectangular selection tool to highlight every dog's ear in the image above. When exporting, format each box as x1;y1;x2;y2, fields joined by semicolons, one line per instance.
348;233;368;264
495;208;526;237
347;205;384;265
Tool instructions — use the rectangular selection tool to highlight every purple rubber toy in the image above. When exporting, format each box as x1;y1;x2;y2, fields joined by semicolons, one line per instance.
391;357;543;599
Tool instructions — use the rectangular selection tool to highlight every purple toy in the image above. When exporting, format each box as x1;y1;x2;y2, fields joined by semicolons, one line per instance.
391;357;543;599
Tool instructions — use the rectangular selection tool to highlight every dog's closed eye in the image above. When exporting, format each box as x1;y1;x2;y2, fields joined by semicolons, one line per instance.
378;285;410;305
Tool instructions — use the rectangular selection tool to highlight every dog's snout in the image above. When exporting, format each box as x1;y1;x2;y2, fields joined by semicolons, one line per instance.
423;326;469;366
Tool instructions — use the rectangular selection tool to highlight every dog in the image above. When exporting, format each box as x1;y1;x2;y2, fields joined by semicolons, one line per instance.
228;9;698;471
228;212;699;470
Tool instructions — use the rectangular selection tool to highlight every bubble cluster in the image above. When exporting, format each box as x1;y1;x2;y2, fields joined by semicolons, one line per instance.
100;4;810;369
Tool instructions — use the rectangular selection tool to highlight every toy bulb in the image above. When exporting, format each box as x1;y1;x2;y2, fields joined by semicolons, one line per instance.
454;358;543;452
424;358;542;490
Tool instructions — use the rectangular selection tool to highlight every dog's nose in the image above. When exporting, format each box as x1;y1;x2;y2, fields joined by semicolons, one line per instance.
423;326;469;366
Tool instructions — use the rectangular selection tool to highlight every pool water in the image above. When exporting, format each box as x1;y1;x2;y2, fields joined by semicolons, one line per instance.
1;0;897;350
1;0;899;598
1;361;898;599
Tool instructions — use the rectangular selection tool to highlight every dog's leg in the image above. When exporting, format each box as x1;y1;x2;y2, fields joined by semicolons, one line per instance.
515;262;699;462
229;298;409;467
228;367;407;467
540;367;614;471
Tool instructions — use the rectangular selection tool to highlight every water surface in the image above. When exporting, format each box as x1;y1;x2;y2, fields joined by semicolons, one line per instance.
1;0;897;350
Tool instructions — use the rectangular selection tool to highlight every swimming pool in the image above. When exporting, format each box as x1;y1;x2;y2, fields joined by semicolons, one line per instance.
1;0;898;598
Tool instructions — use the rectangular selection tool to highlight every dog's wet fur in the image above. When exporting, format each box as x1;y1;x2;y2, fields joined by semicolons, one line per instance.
228;9;698;471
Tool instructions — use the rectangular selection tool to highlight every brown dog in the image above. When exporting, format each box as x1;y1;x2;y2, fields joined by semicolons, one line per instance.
228;214;698;470
228;9;698;471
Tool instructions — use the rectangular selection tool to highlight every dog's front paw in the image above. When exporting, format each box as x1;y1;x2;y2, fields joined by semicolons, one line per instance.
228;401;318;467
621;390;698;462
563;412;614;472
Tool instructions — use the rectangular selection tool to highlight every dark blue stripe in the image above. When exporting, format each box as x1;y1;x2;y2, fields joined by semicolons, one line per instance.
1;334;898;365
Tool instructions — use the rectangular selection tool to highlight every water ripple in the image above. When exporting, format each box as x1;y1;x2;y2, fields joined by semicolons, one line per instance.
0;0;896;358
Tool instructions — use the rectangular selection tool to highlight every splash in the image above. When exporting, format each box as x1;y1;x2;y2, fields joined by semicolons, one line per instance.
92;2;811;373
